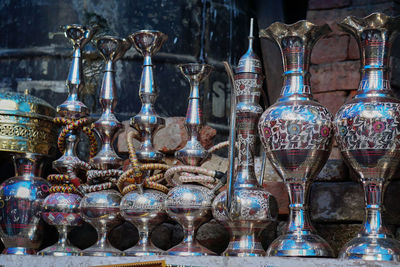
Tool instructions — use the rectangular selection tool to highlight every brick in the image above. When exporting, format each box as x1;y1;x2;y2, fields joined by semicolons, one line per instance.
307;2;395;27
313;90;347;114
310;61;360;92
311;35;349;65
309;0;351;10
264;181;289;215
348;35;360;59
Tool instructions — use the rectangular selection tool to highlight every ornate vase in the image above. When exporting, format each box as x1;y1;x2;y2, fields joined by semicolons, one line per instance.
334;13;400;261
129;30;167;163
80;36;130;257
38;24;96;256
120;189;167;256
258;20;334;257
165;63;217;256
212;19;278;257
0;90;57;255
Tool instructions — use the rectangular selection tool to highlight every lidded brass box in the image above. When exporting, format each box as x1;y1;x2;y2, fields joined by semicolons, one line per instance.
0;90;57;155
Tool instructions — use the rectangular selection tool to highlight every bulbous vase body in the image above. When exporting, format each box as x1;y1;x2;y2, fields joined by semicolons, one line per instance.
334;13;400;262
120;189;167;256
80;189;122;256
0;155;49;255
165;184;215;256
258;20;334;257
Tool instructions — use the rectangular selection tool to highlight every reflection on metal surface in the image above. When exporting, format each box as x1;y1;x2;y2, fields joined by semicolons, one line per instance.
212;19;277;257
258;20;334;257
335;13;400;262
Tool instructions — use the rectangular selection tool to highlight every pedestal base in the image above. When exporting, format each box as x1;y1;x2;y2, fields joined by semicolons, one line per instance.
124;244;164;256
267;232;334;257
167;240;216;256
81;243;122;256
38;244;81;256
222;240;265;256
339;235;400;262
2;247;36;255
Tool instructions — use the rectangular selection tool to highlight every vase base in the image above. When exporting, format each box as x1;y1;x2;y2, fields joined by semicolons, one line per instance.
81;244;122;256
267;233;334;257
167;242;216;256
3;247;36;255
339;235;400;261
124;244;164;256
38;244;81;256
222;241;265;256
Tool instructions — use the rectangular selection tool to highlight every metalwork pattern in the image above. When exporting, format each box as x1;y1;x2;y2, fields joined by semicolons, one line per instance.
175;63;213;166
334;13;400;262
258;20;334;257
39;24;96;256
0;154;50;255
129;30;167;163
79;35;130;257
212;19;278;257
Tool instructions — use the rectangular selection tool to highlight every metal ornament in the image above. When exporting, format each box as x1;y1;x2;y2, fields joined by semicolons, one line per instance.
212;19;278;257
175;63;214;166
39;24;96;256
335;13;400;262
165;63;216;256
258;20;334;257
0;153;50;255
80;36;130;257
0;81;57;255
120;189;167;256
129;30;167;163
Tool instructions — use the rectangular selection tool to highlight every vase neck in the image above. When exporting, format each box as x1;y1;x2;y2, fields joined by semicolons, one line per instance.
233;73;263;188
357;29;392;97
67;47;83;101
360;179;389;237
279;36;312;101
286;182;313;234
13;153;43;178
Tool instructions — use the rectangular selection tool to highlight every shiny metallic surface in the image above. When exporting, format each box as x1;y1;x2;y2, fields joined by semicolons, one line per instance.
120;189;167;256
334;13;400;262
0;153;50;255
57;24;96;119
258;20;334;257
39;24;95;256
165;184;216;256
90;36;131;170
80;36;129;257
212;20;277;257
175;63;213;166
0;91;57;155
40;193;82;256
80;189;122;256
128;30;167;162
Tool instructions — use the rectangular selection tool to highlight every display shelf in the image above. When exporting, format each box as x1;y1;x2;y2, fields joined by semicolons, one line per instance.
0;255;397;267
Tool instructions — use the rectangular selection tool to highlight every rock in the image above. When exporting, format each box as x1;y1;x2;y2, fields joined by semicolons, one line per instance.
117;117;217;155
201;154;229;173
255;156;281;182
260;222;278;250
197;220;229;254
310;182;364;223
311;35;349;65
108;221;138;251
152;221;182;250
314;224;361;256
316;159;349;181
